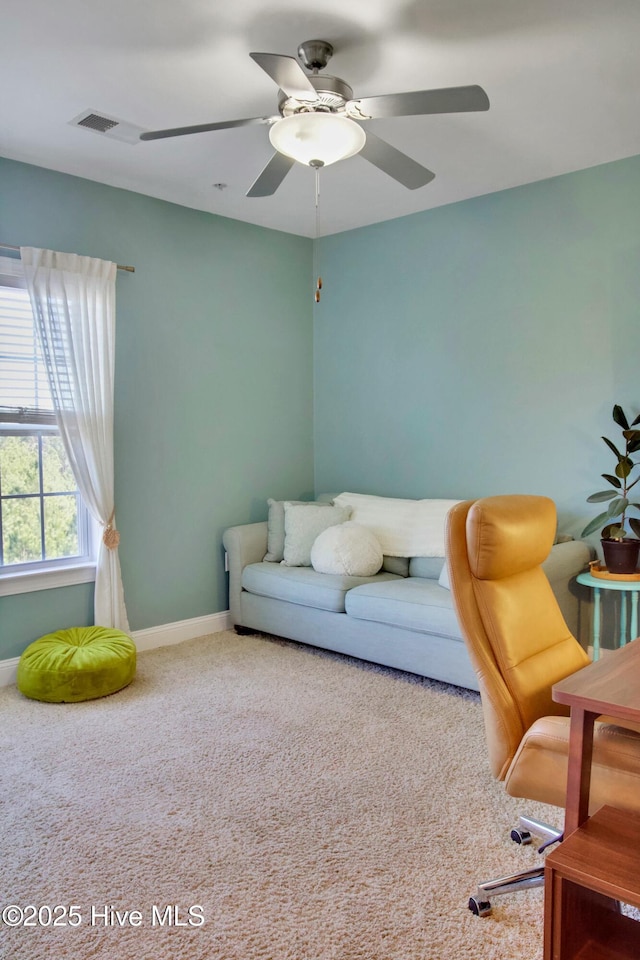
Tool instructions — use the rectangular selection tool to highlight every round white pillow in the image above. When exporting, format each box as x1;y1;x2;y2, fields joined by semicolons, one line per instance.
311;521;383;577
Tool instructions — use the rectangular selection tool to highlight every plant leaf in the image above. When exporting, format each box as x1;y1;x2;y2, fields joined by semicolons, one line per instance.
602;435;623;459
632;413;640;427
606;496;628;518
629;518;640;538
627;436;640;454
587;490;619;503
603;524;626;540
615;458;633;479
602;473;622;488
613;405;630;430
627;477;640;491
581;510;611;537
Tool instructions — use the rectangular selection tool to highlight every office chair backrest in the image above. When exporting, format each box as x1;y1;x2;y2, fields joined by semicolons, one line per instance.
446;495;590;780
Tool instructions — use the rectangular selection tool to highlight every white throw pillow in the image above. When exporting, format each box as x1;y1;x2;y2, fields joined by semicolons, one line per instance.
264;498;331;562
282;502;352;567
311;522;383;577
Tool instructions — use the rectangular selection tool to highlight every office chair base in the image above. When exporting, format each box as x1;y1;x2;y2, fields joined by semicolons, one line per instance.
468;817;562;916
468;896;493;917
514;815;562;847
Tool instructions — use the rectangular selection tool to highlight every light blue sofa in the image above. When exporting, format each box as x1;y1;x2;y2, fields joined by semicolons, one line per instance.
222;514;592;691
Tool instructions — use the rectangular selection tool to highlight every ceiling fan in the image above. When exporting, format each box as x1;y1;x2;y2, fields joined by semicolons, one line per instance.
140;40;490;198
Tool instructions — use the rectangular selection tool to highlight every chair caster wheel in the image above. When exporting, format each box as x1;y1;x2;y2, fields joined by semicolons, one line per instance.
510;828;532;845
468;896;492;917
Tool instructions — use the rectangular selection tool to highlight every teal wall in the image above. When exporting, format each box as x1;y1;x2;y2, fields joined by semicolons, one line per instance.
314;155;640;536
0;158;314;658
4;151;640;661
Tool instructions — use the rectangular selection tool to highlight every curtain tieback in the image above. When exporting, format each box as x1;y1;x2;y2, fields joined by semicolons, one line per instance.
102;510;121;550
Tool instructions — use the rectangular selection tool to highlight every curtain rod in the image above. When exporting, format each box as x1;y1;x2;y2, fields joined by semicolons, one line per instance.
0;242;135;273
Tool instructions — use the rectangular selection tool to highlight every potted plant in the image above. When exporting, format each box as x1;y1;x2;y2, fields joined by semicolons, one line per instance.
582;404;640;574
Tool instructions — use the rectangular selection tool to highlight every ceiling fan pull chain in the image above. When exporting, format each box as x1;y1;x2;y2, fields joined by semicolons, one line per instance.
314;164;322;302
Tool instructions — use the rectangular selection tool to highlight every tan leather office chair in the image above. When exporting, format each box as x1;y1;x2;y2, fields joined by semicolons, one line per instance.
446;495;640;916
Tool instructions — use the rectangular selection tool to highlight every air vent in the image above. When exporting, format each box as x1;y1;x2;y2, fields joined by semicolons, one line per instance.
69;110;145;145
77;113;119;133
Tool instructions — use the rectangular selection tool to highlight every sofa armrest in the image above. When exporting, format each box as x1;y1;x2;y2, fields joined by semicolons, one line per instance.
223;522;268;626
542;539;593;584
542;539;594;641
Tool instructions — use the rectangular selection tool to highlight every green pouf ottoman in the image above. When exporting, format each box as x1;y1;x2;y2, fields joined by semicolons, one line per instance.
17;626;136;703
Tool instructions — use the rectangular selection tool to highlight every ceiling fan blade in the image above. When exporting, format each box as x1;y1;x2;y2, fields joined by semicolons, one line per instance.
346;85;490;121
140;116;275;141
359;130;435;190
249;52;318;102
246;152;296;198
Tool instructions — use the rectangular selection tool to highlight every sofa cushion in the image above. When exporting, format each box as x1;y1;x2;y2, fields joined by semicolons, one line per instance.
242;563;400;613
408;557;445;580
345;577;463;640
382;556;410;577
264;498;309;562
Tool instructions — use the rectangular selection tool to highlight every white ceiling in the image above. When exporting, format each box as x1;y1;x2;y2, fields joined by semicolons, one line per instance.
2;0;640;238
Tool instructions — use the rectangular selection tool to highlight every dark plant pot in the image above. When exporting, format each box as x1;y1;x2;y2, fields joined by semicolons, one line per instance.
601;538;640;575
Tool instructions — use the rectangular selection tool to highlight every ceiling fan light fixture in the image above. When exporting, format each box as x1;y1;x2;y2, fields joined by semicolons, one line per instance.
269;113;366;167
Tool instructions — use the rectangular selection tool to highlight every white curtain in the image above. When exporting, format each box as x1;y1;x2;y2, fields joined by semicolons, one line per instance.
20;247;129;631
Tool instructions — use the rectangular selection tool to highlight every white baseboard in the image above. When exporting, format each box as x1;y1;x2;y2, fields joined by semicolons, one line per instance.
131;610;232;652
0;610;232;688
0;657;20;688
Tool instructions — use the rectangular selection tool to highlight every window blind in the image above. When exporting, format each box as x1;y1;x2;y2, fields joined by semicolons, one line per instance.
0;256;56;425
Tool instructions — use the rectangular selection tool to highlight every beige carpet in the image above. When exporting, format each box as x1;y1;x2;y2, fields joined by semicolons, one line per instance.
0;630;559;960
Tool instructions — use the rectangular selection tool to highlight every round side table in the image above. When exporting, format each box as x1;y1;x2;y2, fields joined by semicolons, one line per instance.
576;571;640;660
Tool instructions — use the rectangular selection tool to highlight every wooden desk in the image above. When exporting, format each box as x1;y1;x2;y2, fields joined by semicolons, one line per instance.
544;805;640;960
552;637;640;836
544;638;640;960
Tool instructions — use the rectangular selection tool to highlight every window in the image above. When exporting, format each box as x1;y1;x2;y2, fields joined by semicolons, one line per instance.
0;256;95;595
